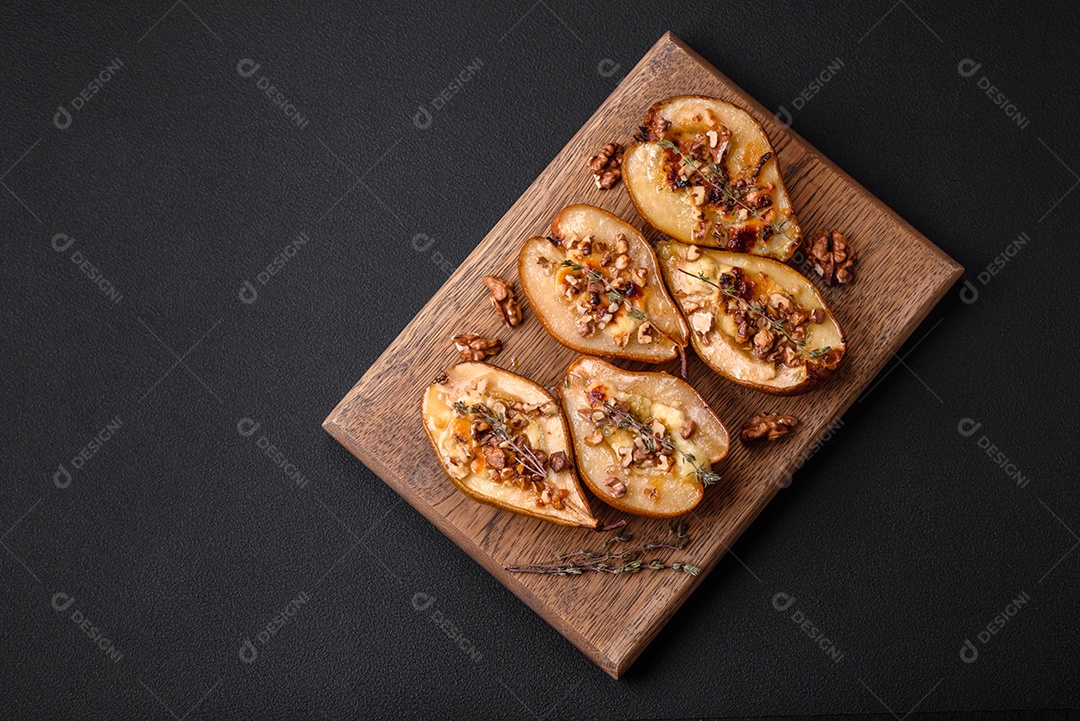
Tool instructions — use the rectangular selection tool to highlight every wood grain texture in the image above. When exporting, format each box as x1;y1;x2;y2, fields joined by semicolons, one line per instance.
322;32;963;679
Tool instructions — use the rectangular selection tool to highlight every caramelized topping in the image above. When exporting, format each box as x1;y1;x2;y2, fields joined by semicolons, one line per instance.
451;400;569;509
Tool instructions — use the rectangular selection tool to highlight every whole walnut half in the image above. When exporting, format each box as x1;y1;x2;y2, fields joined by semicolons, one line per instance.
452;333;502;362
807;229;856;286
482;275;522;327
588;142;624;190
740;413;799;443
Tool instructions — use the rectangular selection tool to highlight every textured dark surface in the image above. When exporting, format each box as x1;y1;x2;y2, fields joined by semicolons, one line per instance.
1;2;1077;719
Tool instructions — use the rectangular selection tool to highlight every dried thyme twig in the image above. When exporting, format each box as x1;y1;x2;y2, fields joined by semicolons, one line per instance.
506;520;701;576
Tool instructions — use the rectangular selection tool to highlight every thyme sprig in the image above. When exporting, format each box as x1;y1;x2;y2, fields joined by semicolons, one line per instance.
600;401;721;487
452;401;547;478
656;139;793;241
506;520;701;576
676;269;832;361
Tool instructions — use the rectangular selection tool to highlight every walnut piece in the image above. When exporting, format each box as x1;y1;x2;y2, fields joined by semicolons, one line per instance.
679;419;697;440
482;275;522;326
483;445;508;469
807;229;856;286
636;322;654;345
452;333;502;362
740;413;799;443
752;328;775;356
588;142;624;190
604;476;627;498
549;450;570;473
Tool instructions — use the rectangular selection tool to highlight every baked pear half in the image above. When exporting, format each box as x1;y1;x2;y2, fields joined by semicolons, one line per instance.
657;240;845;395
422;362;601;529
559;356;729;518
519;204;689;363
624;95;801;260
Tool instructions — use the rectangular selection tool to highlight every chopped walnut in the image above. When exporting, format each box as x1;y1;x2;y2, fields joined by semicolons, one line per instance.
752;328;775;356
604;476;627;498
686;244;702;261
807;229;856;285
483;275;522;326
483;445;508;468
636;322;654;345
584;429;604;446
614;234;629;254
679;419;697;440
575;316;596;338
740;413;799;443
588;142;624;189
452;333;502;362
706;125;731;164
549;450;570;473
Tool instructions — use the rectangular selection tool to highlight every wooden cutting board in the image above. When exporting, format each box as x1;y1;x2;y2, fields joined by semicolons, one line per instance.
323;32;962;679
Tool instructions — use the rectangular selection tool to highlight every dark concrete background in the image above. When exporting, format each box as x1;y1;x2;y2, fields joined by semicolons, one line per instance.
2;1;1077;719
